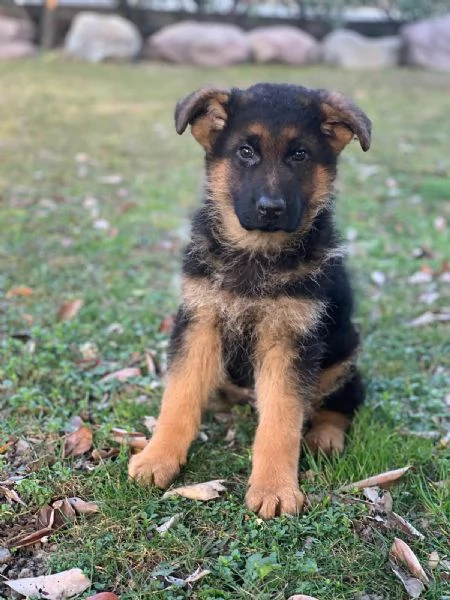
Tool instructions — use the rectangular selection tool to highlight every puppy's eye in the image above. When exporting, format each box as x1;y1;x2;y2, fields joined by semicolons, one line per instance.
238;145;255;161
292;149;308;162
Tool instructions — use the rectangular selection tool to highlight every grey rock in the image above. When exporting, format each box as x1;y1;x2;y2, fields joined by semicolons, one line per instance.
64;12;142;62
321;29;401;70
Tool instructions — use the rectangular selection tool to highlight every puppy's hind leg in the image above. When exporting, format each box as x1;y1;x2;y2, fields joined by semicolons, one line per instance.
305;367;364;455
129;308;223;488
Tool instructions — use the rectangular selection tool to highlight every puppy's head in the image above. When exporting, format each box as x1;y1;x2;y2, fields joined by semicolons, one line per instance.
175;83;371;244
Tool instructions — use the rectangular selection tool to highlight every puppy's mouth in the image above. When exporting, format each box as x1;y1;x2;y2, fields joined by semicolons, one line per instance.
239;215;302;234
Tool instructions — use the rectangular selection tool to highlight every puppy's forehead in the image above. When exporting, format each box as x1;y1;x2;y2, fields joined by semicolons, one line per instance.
228;84;320;135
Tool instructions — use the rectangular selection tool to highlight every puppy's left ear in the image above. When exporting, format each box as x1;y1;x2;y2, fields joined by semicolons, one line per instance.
175;87;231;150
318;90;372;153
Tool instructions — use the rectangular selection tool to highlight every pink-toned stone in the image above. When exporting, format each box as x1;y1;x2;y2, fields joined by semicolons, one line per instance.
0;41;36;60
247;26;319;65
401;13;450;71
147;21;250;67
0;15;35;43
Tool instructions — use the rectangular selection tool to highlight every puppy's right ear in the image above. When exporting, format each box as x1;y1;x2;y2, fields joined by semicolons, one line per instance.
175;87;230;150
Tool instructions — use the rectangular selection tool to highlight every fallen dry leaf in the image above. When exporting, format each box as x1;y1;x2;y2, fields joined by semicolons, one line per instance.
57;299;84;322
6;567;91;599
288;596;320;600
408;308;450;327
145;351;157;376
64;425;93;458
390;559;424;599
156;513;182;536
163;480;226;501
184;567;211;584
110;427;148;449
86;593;120;600
391;538;429;583
6;286;34;298
68;497;99;515
100;367;141;383
143;416;158;435
371;271;386;286
51;498;77;529
407;271;433;285
13;527;53;549
159;314;175;333
91;447;120;462
391;512;425;540
99;173;123;185
340;466;411;492
165;567;211;587
428;551;440;569
0;485;26;506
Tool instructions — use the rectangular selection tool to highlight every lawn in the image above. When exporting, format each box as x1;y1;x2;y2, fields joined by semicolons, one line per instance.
0;58;449;600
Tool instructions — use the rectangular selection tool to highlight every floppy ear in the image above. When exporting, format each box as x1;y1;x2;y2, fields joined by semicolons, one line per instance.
318;90;372;153
175;87;231;150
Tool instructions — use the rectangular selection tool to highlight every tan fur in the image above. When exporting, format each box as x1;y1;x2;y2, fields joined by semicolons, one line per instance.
246;336;305;518
305;410;351;455
128;310;223;487
317;355;355;398
182;276;326;339
207;160;293;252
191;97;228;150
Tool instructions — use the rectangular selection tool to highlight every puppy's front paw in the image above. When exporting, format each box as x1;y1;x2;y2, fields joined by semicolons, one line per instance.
304;424;345;455
128;442;183;489
245;484;305;519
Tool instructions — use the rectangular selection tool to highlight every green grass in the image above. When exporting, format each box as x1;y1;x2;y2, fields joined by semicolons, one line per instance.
0;58;449;599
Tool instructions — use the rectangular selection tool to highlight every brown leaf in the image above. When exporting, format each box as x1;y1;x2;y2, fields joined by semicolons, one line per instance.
428;551;440;569
110;428;148;449
64;425;93;458
37;504;55;529
159;314;175;333
91;447;119;462
390;559;425;598
390;538;429;583
391;512;425;540
52;498;77;529
0;485;26;506
6;286;34;298
340;466;411;492
145;351;156;376
163;480;226;501
68;497;99;515
57;298;84;322
86;594;120;600
13;527;54;549
6;567;91;599
100;367;141;383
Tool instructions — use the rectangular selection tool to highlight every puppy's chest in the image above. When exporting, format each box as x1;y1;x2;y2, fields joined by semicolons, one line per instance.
183;277;325;339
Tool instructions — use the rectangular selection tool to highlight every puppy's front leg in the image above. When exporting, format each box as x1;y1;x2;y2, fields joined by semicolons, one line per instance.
246;340;305;519
129;310;222;488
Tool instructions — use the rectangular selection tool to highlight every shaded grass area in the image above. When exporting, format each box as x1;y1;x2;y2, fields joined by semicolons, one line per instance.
0;59;449;599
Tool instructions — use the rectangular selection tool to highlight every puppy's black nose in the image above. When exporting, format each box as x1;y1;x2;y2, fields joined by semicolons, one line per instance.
256;196;286;219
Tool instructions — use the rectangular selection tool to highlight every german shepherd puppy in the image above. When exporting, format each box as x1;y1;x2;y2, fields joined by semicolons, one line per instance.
129;83;371;519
